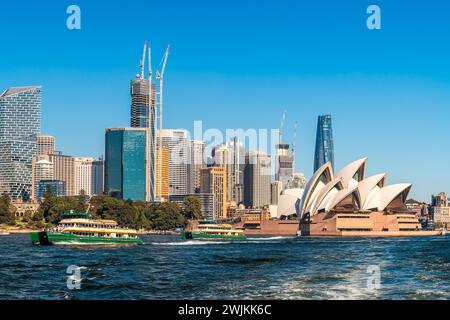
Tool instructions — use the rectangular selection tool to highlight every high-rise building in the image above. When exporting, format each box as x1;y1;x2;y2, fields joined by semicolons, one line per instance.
158;129;189;196
189;140;205;194
74;157;94;196
130;43;158;202
0;86;41;200
36;135;56;156
244;151;271;208
431;192;450;227
314;114;335;172
105;128;149;201
31;159;54;199
276;143;294;189
92;160;105;196
155;146;169;200
37;180;66;199
271;181;283;205
200;167;227;220
48;154;76;196
211;138;245;204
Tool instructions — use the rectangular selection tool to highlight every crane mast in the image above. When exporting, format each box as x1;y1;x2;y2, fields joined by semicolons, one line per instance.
156;45;170;200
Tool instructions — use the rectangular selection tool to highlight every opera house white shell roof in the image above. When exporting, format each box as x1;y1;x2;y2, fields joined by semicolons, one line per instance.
299;158;412;218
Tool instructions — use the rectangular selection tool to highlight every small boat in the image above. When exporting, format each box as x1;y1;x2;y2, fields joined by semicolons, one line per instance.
0;231;10;236
30;211;143;246
181;220;247;241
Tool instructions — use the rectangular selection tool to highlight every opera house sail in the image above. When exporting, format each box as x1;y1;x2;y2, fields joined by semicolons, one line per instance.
298;158;443;237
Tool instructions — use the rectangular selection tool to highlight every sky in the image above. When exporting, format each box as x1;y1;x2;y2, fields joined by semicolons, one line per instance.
0;0;449;201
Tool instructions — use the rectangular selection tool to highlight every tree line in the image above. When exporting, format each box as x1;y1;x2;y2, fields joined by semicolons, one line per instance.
0;188;203;231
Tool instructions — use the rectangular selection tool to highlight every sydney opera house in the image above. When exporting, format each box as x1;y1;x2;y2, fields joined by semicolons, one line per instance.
270;157;442;237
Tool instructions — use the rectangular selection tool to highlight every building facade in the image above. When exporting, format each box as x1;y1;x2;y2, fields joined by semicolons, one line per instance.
189;140;205;194
155;146;169;200
37;180;66;199
92;160;105;196
31;159;54;199
36;135;56;156
431;192;450;228
276;143;294;189
48;154;76;196
244;151;271;209
314;114;334;172
0;86;41;200
131;72;157;202
105;128;149;201
212;138;245;204
200;167;227;220
74;157;94;196
158;129;189;196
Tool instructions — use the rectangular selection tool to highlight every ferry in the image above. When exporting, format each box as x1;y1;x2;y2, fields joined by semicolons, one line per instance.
181;220;247;241
30;212;143;246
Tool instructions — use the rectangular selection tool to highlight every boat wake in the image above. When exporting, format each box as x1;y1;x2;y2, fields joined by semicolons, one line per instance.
151;240;231;246
246;236;294;241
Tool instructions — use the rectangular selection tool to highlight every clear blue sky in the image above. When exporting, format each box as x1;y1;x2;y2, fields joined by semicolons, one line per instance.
1;0;449;201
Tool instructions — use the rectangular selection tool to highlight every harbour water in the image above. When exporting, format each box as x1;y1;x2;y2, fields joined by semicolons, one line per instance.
0;234;449;300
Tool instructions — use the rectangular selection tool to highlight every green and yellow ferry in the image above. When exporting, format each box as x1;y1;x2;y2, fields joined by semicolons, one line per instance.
30;212;143;246
181;220;247;241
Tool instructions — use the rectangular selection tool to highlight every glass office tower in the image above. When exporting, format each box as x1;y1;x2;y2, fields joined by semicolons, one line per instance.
0;86;41;200
105;128;149;201
314;115;335;173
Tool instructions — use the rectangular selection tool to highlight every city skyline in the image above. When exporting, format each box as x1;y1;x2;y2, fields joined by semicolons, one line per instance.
1;0;450;201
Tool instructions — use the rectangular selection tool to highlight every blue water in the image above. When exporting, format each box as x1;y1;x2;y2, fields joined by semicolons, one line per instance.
0;234;449;300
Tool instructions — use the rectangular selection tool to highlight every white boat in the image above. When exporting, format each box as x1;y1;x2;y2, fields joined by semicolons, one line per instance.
0;231;10;235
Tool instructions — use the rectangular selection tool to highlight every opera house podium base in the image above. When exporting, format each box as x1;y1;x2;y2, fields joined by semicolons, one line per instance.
299;211;443;237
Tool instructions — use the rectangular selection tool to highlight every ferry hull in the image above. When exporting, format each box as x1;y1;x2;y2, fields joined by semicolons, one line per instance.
30;231;144;246
181;231;246;241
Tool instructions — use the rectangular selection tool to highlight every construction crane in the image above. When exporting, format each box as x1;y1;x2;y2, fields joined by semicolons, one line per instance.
156;45;170;199
146;41;157;201
156;45;170;135
140;41;147;78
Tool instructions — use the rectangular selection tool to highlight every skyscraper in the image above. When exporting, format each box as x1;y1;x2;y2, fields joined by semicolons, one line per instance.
155;146;169;200
276;143;294;189
92;160;105;196
105;128;149;201
244;151;271;208
188;140;205;194
74;157;94;196
0;86;41;200
314;114;335;172
130;42;158;201
200;167;227;220
48;154;76;196
31;159;54;199
212;138;245;204
36;135;56;156
158;129;189;196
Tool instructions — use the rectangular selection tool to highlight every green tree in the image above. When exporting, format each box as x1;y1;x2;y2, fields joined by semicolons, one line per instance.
0;193;15;225
183;196;203;220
